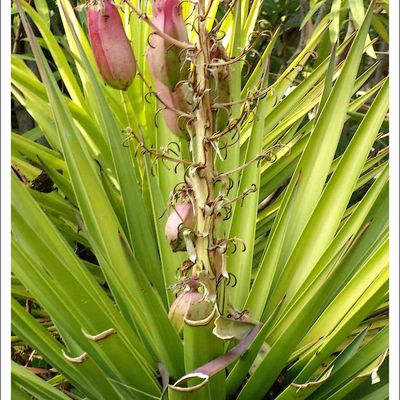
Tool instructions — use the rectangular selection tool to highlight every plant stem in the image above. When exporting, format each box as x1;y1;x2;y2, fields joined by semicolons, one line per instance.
190;0;216;279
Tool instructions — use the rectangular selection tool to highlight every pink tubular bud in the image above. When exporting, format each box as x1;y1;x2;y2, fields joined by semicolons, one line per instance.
165;203;195;251
152;78;191;138
88;0;136;90
147;0;189;89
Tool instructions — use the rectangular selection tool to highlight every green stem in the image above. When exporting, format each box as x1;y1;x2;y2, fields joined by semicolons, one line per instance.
190;0;216;278
180;1;226;397
184;311;225;400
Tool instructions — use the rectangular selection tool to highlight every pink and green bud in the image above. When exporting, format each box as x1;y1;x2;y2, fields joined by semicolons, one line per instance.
168;289;204;333
165;203;195;251
147;0;189;89
88;0;136;90
168;282;212;333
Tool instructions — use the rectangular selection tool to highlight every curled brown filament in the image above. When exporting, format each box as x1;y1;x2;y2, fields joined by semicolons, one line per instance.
227;272;237;288
187;19;200;35
170;182;188;201
201;0;217;22
122;128;135;148
225;176;235;196
169;182;194;205
211;84;274;112
147;31;157;48
217;184;257;208
122;0;195;50
240;185;257;206
180;0;198;22
209;107;248;140
220;204;233;221
223;206;233;221
216;145;280;179
178;47;192;65
178;259;196;277
226;128;242;148
153;107;164;129
211;0;239;33
138;71;194;117
208;30;264;68
213;174;234;197
154;90;194;118
124;128;195;168
215;30;226;42
209;237;245;255
144;91;154;104
227;237;246;253
166;141;181;157
215;276;229;315
227;309;250;320
209;239;227;254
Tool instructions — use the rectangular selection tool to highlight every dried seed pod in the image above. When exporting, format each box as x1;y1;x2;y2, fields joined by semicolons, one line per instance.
88;0;136;90
210;42;232;132
165;203;195;251
147;0;190;89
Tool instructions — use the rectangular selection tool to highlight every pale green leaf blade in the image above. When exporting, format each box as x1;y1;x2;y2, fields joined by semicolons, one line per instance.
247;4;376;319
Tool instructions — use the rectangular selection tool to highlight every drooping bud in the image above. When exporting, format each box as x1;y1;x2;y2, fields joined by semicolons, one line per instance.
153;78;191;138
88;0;136;90
147;0;189;89
169;282;212;334
210;42;232;132
168;290;203;333
165;203;195;251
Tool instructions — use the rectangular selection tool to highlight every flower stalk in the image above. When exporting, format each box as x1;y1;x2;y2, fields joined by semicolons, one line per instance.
190;2;217;280
124;0;252;321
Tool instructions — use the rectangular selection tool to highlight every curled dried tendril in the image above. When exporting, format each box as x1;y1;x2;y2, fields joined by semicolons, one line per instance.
122;127;194;176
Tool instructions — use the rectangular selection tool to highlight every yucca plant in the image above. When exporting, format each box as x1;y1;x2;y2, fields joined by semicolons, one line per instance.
11;0;389;398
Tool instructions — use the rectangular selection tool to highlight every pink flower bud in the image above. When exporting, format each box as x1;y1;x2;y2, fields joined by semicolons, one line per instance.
88;0;136;90
152;78;190;138
165;203;194;251
147;0;189;89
